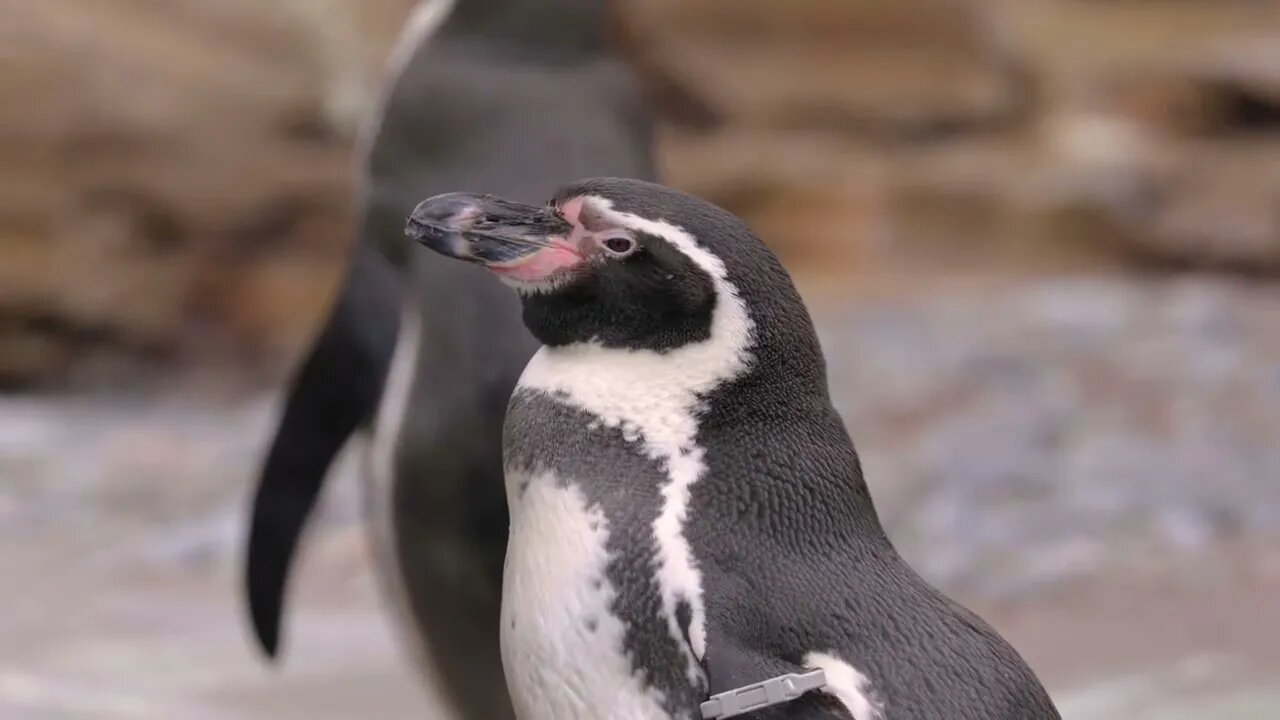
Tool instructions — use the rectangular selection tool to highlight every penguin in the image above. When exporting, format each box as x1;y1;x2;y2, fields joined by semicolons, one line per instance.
405;177;1062;719
242;1;656;717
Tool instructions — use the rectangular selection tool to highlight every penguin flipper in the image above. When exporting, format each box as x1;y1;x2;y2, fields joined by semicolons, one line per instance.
243;244;402;659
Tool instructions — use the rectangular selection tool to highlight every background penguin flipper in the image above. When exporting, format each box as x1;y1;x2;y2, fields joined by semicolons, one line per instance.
244;243;403;658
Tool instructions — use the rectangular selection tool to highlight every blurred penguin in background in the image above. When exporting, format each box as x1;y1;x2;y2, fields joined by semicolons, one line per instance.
243;0;657;716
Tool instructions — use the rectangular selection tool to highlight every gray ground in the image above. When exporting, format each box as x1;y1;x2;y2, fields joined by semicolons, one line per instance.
3;277;1278;718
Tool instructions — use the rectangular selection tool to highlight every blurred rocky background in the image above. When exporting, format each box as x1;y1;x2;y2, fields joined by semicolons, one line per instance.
2;0;1279;718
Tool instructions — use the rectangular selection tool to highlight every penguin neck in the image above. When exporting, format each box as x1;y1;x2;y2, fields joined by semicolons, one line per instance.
702;375;895;549
694;282;897;548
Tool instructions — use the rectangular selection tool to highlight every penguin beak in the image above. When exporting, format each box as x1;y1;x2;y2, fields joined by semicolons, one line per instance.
406;193;579;276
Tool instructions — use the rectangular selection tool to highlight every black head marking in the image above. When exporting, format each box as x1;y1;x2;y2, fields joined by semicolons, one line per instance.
520;178;747;353
516;222;717;351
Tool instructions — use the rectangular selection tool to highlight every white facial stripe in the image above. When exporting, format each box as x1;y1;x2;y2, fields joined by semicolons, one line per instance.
803;652;884;720
516;195;756;683
502;471;670;719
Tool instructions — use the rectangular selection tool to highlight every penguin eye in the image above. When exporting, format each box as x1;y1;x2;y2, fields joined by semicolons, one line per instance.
598;233;637;258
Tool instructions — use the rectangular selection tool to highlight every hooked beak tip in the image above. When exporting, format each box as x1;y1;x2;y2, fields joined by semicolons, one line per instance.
406;193;482;242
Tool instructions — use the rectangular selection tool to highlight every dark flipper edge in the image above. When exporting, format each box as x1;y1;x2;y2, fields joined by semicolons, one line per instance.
243;244;402;658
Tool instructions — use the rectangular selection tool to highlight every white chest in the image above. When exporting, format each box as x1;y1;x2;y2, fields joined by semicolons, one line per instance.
499;469;669;720
511;342;747;673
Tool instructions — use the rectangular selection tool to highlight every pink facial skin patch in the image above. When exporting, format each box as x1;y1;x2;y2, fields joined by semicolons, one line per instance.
489;241;583;283
559;196;587;226
487;196;599;284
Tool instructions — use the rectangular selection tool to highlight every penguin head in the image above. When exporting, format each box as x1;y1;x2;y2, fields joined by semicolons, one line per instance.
407;177;823;387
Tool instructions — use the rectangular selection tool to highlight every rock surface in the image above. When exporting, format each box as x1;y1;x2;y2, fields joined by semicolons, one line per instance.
638;0;1280;280
4;0;1280;386
0;0;362;388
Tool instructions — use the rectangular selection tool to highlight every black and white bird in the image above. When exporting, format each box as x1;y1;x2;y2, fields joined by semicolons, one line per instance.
242;1;655;717
406;178;1062;719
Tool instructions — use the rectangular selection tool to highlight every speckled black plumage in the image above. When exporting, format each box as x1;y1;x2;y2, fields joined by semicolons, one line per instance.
507;178;1062;719
506;390;707;715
